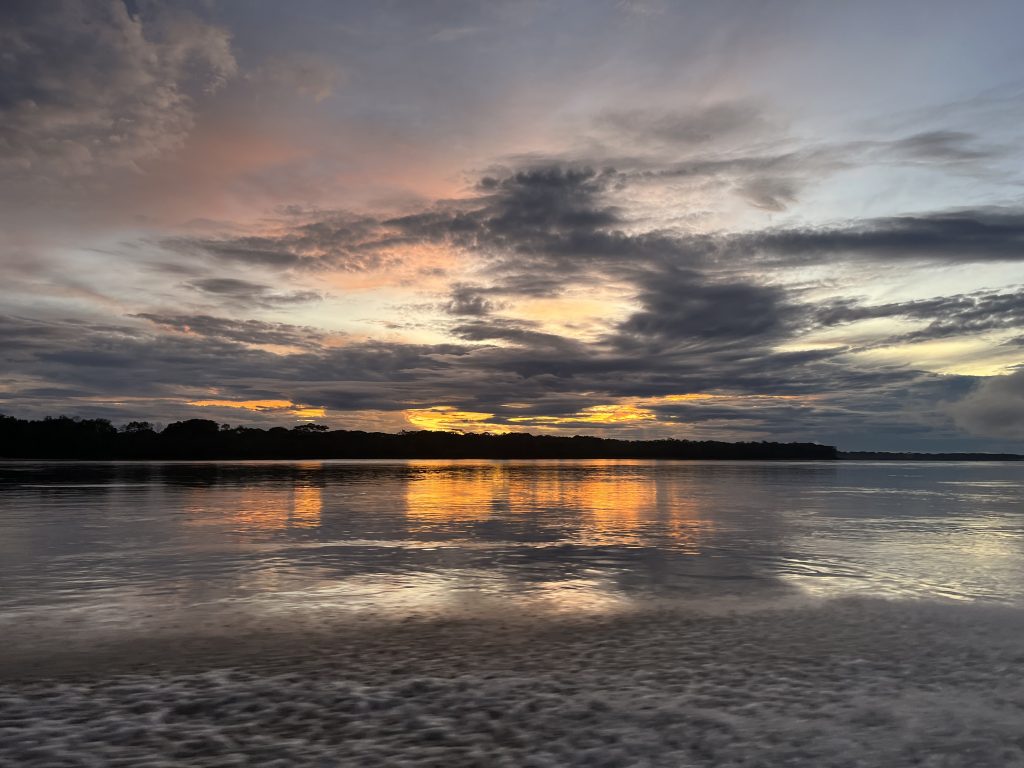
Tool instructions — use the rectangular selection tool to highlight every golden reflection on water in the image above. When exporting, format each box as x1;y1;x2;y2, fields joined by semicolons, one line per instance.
404;460;714;551
224;484;323;532
288;484;323;528
184;480;323;533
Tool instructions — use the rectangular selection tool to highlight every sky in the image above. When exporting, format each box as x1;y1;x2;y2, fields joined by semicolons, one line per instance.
2;0;1024;451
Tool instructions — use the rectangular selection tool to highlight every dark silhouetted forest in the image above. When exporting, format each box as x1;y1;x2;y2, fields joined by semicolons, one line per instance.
0;414;839;460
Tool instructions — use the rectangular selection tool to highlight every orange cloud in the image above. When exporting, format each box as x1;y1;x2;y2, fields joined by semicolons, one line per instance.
187;398;326;419
509;403;656;426
658;392;807;402
404;405;510;433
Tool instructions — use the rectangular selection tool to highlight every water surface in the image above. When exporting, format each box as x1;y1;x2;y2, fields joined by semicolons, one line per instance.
2;460;1022;640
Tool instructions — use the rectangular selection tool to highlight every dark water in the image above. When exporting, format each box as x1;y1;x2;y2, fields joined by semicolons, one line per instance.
2;460;1023;639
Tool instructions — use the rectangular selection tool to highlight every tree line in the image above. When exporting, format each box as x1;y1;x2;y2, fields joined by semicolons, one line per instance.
0;414;838;460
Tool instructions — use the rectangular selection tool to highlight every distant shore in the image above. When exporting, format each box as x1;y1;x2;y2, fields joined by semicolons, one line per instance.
2;414;1021;461
1;414;836;460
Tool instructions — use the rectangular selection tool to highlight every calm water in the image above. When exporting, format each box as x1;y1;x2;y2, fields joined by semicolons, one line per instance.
2;460;1023;638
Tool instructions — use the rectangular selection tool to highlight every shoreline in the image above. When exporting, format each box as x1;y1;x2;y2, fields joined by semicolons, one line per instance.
3;598;1023;766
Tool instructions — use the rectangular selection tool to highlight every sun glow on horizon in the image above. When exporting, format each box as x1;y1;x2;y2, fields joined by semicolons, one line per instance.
404;405;512;433
187;399;326;420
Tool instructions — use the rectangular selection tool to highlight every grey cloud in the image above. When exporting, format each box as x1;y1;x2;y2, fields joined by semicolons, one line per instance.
817;289;1024;343
406;167;1024;276
740;210;1024;264
949;369;1024;438
885;130;995;164
586;123;1002;214
451;318;584;353
596;101;767;148
735;177;799;212
444;284;497;316
0;0;236;177
133;313;327;348
475;166;620;241
187;278;322;306
615;268;802;349
161;168;1024;302
0;306;978;450
40;161;1017;448
164;214;405;271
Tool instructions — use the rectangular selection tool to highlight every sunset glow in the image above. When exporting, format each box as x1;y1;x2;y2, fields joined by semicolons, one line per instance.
1;1;1023;452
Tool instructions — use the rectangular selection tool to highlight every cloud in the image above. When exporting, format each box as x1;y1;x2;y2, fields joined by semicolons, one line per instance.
187;397;325;419
816;289;1024;344
6;156;1021;448
451;318;585;353
739;210;1024;264
949;369;1024;438
163;213;405;271
615;268;801;348
735;176;799;212
884;130;996;165
133;313;328;348
0;0;236;177
444;284;497;316
0;300;980;449
595;101;768;148
186;277;322;307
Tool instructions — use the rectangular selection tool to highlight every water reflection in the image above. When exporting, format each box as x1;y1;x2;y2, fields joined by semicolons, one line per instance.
1;460;1023;641
184;481;323;534
404;461;713;552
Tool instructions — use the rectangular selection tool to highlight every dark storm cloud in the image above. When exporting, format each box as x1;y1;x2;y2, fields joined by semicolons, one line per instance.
0;0;236;177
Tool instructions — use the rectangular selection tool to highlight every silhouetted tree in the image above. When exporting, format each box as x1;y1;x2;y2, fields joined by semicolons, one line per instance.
0;412;886;461
121;421;155;434
162;419;220;439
